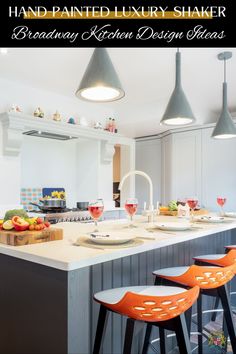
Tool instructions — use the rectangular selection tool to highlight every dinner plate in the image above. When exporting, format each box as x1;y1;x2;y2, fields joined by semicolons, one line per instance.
89;231;136;245
155;222;191;231
194;216;225;223
224;212;236;218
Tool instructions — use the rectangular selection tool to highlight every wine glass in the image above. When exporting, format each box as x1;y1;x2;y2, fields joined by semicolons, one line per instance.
217;197;226;216
88;199;104;232
125;198;138;228
186;197;198;223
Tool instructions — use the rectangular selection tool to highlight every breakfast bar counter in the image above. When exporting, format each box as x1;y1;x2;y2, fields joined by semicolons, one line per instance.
0;216;236;354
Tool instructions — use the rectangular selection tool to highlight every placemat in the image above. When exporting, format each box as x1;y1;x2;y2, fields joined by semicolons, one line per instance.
74;236;144;249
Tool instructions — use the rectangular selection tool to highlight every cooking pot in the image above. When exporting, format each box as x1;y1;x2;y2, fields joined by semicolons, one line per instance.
30;199;66;212
77;201;89;210
40;198;66;208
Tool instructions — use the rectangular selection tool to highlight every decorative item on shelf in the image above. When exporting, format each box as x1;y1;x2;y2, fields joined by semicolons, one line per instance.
33;107;44;118
9;104;22;113
161;48;196;126
75;48;125;102
94;122;103;129
105;117;117;133
67;117;76;124
212;51;236;139
52;110;61;121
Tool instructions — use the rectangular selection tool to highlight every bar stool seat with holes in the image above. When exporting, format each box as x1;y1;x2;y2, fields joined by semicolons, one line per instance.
151;264;236;354
93;285;199;354
225;245;236;250
193;249;236;267
193;249;236;324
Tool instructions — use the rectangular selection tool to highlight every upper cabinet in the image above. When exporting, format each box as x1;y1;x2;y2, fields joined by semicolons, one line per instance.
136;124;236;210
201;127;236;211
171;129;202;202
135;137;161;208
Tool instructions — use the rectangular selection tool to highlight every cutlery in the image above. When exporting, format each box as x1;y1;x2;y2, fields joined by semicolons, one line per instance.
90;233;110;238
135;236;156;240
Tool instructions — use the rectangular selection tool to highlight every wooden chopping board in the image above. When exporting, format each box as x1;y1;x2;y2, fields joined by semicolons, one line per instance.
0;227;63;246
159;209;209;216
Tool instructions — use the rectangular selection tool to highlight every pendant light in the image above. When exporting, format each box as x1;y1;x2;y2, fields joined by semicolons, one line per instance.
76;48;125;102
211;52;236;139
160;48;196;126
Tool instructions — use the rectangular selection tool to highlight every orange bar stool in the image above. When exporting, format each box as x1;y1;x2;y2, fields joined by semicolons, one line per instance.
152;263;236;354
92;285;199;354
193;248;236;322
193;249;236;267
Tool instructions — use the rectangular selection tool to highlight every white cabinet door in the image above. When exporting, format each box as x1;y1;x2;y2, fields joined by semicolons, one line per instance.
171;130;202;202
135;138;161;209
161;134;173;205
202;127;236;211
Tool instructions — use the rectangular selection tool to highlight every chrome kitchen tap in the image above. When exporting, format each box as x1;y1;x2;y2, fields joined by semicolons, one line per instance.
118;170;155;222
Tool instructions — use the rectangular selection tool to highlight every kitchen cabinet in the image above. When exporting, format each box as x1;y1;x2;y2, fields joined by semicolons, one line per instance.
0;219;235;353
161;134;173;205
136;124;236;210
171;129;202;201
201;127;236;211
135;137;161;209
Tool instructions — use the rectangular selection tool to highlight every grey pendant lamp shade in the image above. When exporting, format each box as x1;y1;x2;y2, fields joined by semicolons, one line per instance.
160;49;196;126
212;52;236;139
76;48;125;102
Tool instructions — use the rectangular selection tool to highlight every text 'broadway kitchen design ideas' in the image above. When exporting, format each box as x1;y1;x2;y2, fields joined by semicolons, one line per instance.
1;48;236;354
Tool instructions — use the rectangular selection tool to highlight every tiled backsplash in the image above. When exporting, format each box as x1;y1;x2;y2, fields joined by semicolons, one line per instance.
20;188;42;211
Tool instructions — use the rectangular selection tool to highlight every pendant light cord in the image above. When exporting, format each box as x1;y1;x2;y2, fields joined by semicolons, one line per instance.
224;58;226;83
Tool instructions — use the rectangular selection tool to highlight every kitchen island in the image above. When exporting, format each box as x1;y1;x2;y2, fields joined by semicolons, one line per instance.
0;216;236;354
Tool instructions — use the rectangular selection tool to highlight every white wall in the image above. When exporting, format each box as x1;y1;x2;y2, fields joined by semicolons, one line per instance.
21;135;78;207
0;77;115;207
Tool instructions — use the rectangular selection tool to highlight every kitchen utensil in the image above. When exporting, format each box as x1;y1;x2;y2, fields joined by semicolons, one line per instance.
186;197;198;222
40;199;66;209
77;202;89;210
88;200;104;232
30;202;65;212
154;222;191;231
75;237;143;249
224;212;236;218
0;228;63;246
90;231;136;245
217;197;227;216
125;198;138;228
194;216;225;223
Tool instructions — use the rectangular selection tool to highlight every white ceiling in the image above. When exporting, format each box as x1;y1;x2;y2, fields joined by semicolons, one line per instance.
0;47;236;138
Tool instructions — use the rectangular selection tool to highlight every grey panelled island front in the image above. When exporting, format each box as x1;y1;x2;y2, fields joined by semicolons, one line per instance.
0;218;236;354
